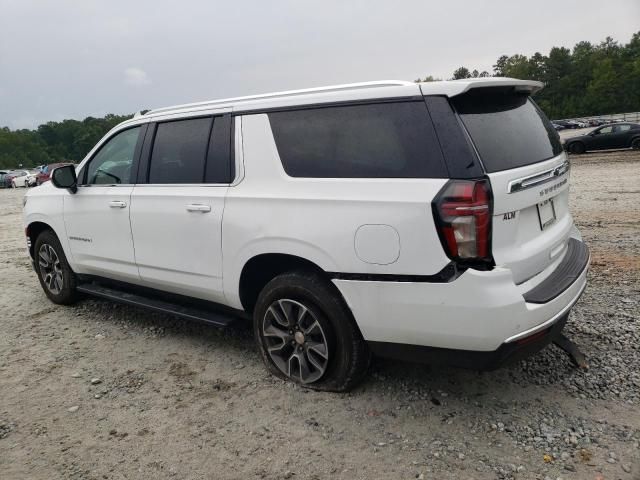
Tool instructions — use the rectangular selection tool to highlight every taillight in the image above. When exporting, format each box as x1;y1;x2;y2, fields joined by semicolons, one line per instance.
432;179;493;267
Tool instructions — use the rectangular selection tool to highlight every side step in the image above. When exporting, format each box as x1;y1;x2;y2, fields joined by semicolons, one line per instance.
77;283;238;328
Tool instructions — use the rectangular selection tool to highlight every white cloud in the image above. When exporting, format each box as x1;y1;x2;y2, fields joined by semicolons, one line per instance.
123;67;151;86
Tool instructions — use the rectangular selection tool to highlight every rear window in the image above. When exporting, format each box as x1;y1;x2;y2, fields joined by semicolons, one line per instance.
149;117;212;184
452;89;562;173
268;102;446;178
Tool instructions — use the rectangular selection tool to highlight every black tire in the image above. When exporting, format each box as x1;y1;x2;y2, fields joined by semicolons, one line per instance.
253;271;370;392
631;137;640;150
34;229;78;305
569;142;585;154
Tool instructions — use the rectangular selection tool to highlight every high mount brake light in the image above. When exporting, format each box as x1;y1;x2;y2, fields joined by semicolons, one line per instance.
432;179;494;266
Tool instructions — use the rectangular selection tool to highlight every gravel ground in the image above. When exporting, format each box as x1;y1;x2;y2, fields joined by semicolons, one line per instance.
1;149;639;480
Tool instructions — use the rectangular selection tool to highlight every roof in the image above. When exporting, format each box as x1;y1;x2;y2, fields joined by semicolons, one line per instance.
125;77;544;125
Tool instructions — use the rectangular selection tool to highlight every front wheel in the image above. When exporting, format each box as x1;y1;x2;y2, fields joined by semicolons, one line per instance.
253;271;370;392
34;230;78;305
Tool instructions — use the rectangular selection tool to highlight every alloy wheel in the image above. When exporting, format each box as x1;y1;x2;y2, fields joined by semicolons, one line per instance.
38;244;64;294
262;299;329;384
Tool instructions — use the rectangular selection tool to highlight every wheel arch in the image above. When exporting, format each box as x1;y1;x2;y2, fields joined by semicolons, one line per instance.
238;253;330;314
26;221;57;259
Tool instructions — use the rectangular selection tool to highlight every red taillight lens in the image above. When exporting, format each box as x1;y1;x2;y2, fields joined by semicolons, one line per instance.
432;179;493;265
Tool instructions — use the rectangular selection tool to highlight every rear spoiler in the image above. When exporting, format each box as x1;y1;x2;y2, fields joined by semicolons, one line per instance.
419;78;544;98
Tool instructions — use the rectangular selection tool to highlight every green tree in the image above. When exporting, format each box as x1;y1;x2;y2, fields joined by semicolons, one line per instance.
452;67;471;79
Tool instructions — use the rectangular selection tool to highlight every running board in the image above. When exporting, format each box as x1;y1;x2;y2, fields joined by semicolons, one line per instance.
76;283;237;328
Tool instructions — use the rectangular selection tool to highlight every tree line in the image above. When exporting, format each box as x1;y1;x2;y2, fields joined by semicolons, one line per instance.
1;32;638;169
415;31;640;120
0;114;131;169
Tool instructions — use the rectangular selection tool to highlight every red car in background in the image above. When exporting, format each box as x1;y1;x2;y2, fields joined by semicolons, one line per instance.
36;163;74;186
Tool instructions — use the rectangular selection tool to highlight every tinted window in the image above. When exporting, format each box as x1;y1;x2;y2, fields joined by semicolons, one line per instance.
452;89;563;173
86;127;140;184
269;102;446;178
149;117;212;184
598;126;613;134
205;115;234;183
615;125;631;132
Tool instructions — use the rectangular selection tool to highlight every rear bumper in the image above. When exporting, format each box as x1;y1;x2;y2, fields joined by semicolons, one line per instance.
368;312;570;370
333;238;589;354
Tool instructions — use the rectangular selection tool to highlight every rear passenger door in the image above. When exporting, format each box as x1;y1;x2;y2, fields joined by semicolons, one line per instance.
129;112;234;303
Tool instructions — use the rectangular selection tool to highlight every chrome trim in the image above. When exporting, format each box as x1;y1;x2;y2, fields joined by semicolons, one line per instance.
507;160;570;194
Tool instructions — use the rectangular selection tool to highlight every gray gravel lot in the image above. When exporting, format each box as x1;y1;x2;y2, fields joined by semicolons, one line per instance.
1;149;639;480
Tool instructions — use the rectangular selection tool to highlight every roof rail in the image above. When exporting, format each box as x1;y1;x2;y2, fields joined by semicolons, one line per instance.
147;80;414;115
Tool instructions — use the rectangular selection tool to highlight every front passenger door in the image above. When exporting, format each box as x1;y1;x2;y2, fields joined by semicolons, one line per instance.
62;125;145;282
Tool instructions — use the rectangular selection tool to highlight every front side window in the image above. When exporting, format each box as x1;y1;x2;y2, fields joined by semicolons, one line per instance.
148;118;212;184
597;126;613;135
268;102;446;178
86;127;141;185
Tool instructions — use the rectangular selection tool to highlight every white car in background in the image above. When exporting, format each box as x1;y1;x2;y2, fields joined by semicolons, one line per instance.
11;170;37;188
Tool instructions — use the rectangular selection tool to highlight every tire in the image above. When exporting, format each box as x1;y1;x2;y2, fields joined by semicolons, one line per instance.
632;138;640;150
569;142;585;154
253;271;370;392
34;229;78;305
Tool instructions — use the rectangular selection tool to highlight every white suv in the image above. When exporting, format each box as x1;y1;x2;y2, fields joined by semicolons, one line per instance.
24;78;589;391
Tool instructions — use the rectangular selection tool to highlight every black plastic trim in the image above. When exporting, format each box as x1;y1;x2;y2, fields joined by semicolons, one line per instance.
523;238;589;304
76;275;249;324
422;95;484;179
368;313;570;371
328;263;464;283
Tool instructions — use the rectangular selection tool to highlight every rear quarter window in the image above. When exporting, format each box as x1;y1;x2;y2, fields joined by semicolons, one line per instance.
268;101;447;178
452;89;563;173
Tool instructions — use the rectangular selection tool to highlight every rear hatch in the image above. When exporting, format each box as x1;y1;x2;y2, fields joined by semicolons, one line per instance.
451;87;571;285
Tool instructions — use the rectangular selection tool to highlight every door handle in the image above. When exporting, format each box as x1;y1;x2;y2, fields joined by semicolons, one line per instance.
186;204;211;213
109;200;127;208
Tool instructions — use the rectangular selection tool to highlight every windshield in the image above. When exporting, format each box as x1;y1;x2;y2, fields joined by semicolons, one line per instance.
452;88;563;173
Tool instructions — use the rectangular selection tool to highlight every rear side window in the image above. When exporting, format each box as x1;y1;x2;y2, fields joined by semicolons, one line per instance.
452;89;563;173
268;102;446;178
149;117;212;184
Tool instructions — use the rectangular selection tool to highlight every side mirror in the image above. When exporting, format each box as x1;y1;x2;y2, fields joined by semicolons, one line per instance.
51;165;78;193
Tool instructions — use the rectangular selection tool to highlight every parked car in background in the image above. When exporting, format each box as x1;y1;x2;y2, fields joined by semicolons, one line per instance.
564;123;640;153
587;119;604;127
551;123;565;131
3;171;20;188
10;170;37;188
36;163;74;185
0;170;10;188
553;120;579;129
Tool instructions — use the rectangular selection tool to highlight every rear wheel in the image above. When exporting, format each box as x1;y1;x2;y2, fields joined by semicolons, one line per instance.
253;271;370;392
34;230;78;305
631;138;640;150
569;142;585;154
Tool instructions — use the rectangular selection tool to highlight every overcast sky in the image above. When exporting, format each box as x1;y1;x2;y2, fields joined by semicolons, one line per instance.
1;0;638;129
